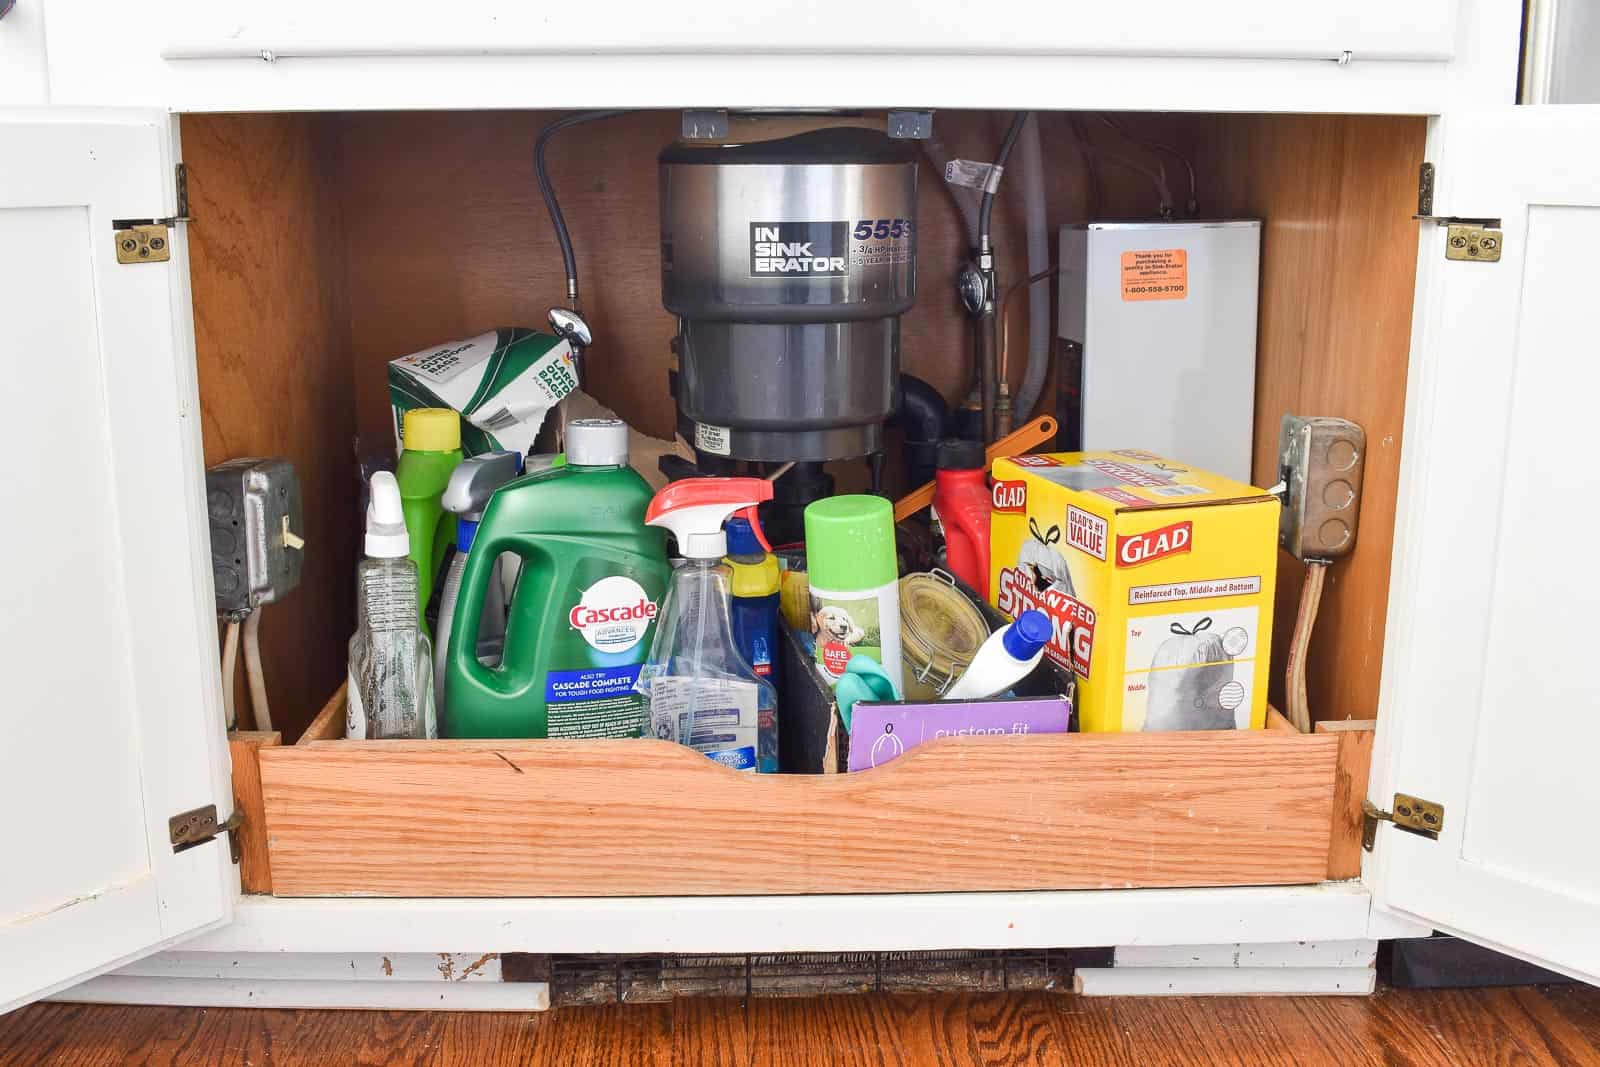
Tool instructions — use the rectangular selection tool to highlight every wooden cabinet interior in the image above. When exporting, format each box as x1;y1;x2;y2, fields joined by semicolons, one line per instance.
183;109;1425;743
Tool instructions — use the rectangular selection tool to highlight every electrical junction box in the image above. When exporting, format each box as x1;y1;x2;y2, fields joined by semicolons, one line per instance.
1278;415;1365;561
1059;220;1262;484
206;458;304;616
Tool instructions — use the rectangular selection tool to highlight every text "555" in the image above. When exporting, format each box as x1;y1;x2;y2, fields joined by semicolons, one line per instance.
853;218;913;241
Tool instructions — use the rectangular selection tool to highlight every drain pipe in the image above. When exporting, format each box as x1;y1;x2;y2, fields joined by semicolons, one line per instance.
1013;115;1052;426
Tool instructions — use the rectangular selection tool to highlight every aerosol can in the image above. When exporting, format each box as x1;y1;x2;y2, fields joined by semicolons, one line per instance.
638;478;780;773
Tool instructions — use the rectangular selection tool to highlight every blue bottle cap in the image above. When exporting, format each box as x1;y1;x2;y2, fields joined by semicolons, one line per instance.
725;516;763;556
1002;610;1052;661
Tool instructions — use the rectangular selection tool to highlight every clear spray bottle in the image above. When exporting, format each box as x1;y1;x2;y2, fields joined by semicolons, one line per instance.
636;477;779;772
347;470;436;739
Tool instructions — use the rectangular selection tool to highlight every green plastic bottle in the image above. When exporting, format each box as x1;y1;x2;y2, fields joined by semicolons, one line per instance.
396;408;464;632
442;419;669;739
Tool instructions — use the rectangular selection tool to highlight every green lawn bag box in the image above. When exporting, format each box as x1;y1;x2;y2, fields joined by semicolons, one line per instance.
389;327;578;457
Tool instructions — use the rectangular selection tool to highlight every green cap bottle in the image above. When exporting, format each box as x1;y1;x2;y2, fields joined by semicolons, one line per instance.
804;495;903;695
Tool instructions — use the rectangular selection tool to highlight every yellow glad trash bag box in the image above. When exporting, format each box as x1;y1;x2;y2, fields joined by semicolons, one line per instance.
989;450;1279;733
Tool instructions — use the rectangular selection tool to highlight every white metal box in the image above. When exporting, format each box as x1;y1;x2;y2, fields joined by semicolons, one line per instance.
1058;220;1262;484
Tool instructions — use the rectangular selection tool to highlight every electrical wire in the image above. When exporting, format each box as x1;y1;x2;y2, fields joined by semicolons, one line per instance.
1284;561;1329;733
242;608;273;732
535;110;630;307
221;619;240;730
999;266;1061;398
1067;116;1104;220
1097;114;1199;216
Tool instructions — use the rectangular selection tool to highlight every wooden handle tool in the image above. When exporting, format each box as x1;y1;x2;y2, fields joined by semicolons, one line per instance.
893;414;1057;523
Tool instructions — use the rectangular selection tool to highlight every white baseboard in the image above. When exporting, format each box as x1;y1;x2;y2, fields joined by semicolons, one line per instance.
1075;966;1376;997
50;975;549;1011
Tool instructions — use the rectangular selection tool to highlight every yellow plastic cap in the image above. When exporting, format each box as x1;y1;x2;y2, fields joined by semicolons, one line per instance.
403;408;461;452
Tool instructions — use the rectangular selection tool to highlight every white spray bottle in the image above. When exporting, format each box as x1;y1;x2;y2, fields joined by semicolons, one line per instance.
637;477;780;773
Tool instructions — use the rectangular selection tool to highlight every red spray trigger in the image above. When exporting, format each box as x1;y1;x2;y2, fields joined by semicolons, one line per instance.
645;477;774;559
738;506;772;552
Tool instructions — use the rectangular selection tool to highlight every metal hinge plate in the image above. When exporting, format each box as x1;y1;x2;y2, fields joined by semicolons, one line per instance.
169;803;243;864
1444;224;1503;262
1417;162;1435;217
115;224;172;263
113;163;191;264
1361;793;1444;851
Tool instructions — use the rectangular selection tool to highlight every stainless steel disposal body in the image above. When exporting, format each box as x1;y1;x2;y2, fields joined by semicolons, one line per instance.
660;128;918;462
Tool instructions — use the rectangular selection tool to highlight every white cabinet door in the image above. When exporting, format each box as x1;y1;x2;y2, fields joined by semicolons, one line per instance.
0;111;235;1012
1369;105;1600;984
37;0;1512;115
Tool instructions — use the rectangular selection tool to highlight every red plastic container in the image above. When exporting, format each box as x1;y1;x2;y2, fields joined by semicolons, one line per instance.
932;439;992;596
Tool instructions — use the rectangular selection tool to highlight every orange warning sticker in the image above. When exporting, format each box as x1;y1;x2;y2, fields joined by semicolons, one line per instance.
1121;248;1188;302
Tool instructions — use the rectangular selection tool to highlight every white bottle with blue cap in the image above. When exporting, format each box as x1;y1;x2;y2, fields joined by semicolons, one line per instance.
941;609;1053;701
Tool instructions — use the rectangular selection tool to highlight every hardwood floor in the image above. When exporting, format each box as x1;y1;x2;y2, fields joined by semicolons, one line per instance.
4;986;1599;1066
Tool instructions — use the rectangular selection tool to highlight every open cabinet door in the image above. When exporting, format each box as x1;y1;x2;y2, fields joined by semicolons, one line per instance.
1369;105;1600;984
0;112;235;1012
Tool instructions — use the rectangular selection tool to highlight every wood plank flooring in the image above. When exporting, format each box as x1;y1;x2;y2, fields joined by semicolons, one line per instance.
4;986;1599;1066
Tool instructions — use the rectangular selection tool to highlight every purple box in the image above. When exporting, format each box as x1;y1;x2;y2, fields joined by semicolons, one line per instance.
846;697;1073;772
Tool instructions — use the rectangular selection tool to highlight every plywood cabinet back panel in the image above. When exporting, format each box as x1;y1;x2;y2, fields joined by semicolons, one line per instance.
185;114;357;743
1202;114;1425;724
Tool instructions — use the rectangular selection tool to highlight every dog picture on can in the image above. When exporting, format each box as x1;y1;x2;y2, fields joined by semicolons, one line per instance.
810;592;882;679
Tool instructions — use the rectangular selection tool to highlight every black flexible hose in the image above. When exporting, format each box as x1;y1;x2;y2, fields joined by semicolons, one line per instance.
534;110;630;307
977;112;1030;254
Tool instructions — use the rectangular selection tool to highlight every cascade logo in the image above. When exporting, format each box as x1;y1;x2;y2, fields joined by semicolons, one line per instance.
992;480;1027;513
568;575;658;652
750;221;848;276
1116;521;1193;567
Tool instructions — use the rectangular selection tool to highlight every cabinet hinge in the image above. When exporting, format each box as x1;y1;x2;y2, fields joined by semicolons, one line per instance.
1361;793;1444;852
113;163;192;264
1412;163;1504;260
169;803;243;864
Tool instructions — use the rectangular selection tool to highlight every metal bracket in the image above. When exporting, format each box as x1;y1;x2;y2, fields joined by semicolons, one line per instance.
1361;793;1444;852
112;164;192;264
169;803;244;864
887;110;934;140
1417;162;1435;217
681;110;730;140
1444;224;1502;262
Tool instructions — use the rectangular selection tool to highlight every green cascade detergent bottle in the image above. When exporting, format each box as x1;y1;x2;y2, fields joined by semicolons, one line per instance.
442;419;669;738
396;407;464;632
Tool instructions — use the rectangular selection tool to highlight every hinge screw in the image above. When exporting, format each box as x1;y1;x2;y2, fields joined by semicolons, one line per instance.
1449;234;1468;249
149;236;165;251
1479;236;1498;251
121;237;137;252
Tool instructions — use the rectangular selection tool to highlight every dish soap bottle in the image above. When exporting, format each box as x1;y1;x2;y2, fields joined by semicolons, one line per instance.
442;419;668;739
347;471;436;739
639;478;780;773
